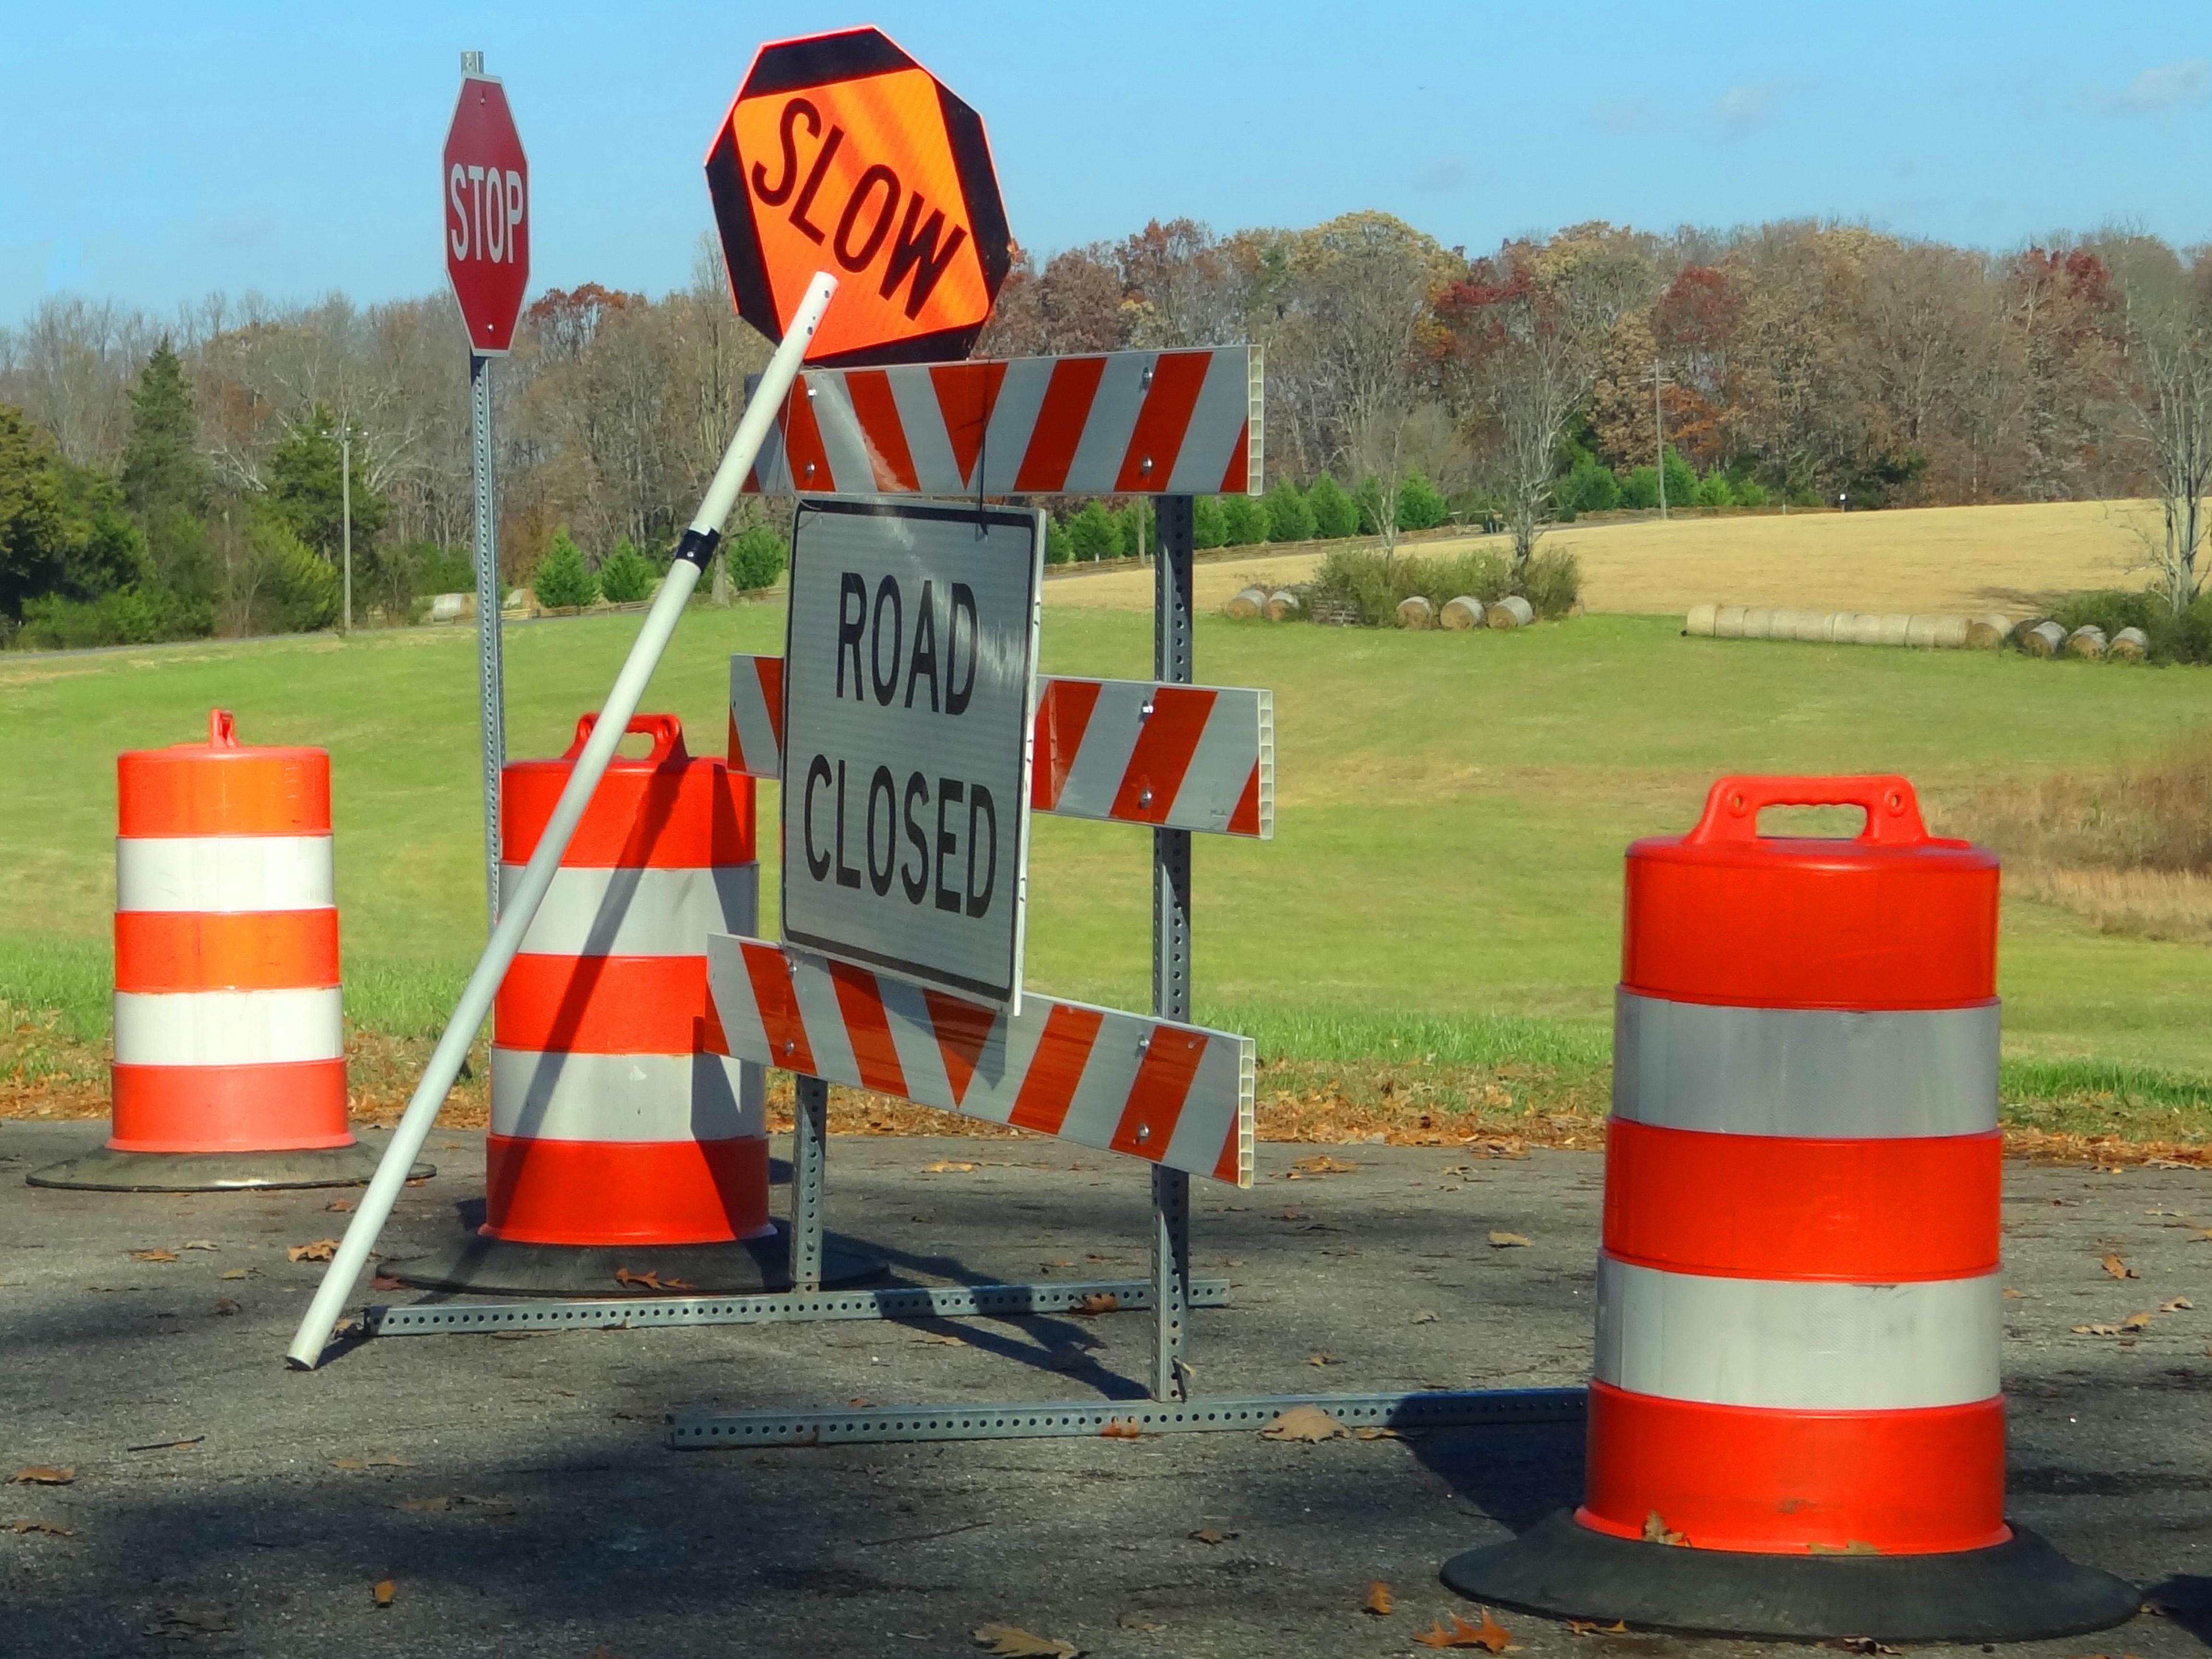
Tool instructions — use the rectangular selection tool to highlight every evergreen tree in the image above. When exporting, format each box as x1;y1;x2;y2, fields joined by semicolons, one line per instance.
726;523;788;589
1262;480;1316;542
533;529;599;609
1396;472;1448;530
0;406;70;621
121;343;209;521
1192;496;1227;549
263;405;386;560
1221;496;1267;545
597;538;654;603
1065;501;1119;561
1307;475;1358;539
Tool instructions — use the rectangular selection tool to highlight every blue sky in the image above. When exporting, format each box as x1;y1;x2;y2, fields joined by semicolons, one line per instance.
6;1;2208;326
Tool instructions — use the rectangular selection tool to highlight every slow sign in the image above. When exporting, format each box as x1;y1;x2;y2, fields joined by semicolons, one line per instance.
780;500;1043;1008
443;71;529;355
705;27;1011;366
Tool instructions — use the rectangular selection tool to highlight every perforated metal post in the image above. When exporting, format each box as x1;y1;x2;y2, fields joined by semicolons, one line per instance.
791;1075;829;1292
469;351;505;929
1149;494;1196;1403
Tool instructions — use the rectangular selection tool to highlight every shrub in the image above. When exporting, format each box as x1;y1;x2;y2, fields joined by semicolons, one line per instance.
2046;587;2212;664
1516;549;1582;618
1732;477;1771;507
1396;472;1448;530
1064;501;1119;562
19;586;168;649
1355;476;1386;534
1192;496;1227;549
1303;546;1511;627
1559;459;1621;516
1662;445;1697;507
1690;470;1734;509
1308;475;1358;538
1262;480;1316;543
259;521;339;633
534;529;598;609
1222;496;1267;546
1619;465;1660;510
597;538;654;603
1115;500;1154;559
726;523;788;590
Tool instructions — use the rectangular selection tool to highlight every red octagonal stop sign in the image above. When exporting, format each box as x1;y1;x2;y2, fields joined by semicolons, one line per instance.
444;72;529;356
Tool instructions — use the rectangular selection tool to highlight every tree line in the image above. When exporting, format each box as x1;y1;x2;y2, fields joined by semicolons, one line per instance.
2;213;2207;646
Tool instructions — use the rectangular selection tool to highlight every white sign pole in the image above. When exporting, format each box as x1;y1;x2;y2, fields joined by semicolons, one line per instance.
286;271;838;1370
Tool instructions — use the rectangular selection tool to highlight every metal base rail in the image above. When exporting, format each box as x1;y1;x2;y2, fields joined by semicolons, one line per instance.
668;1386;1587;1449
360;1276;1230;1336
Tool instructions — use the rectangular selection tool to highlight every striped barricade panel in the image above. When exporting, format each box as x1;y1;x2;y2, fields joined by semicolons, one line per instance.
743;347;1263;498
706;933;1255;1188
729;656;1272;839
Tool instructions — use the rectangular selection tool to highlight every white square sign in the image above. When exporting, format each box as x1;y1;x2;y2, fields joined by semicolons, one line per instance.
779;499;1044;1009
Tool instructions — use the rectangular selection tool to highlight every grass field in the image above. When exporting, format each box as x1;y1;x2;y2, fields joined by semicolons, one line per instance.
1050;498;2162;619
2;554;2208;1142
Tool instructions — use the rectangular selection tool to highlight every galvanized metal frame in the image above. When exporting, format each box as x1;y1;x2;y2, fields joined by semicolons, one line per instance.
469;351;505;931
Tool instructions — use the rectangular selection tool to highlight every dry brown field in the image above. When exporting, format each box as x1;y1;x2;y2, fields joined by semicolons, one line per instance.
1044;499;2161;617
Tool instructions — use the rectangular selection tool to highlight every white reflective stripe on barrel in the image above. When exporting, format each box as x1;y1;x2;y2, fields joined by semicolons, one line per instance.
497;864;757;958
1594;1254;2001;1411
1611;990;1999;1138
489;1048;765;1142
116;836;334;914
113;987;345;1066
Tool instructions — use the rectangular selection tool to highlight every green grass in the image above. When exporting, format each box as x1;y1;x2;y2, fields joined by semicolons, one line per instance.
2;607;2209;1132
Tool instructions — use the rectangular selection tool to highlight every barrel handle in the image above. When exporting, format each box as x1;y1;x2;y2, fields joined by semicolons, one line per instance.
564;712;688;765
209;709;238;748
1682;774;1930;847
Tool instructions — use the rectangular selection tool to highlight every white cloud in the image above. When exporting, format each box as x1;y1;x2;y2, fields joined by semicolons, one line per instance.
2115;59;2211;111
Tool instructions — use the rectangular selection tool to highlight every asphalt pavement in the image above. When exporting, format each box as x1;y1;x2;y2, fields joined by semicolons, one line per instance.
2;1119;2207;1659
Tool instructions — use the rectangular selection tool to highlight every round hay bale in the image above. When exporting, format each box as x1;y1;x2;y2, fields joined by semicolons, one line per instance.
1225;585;1267;620
1685;603;1719;636
1713;604;1749;639
1741;606;1777;639
2020;620;2066;658
1871;613;1912;647
1439;595;1486;630
1396;594;1437;630
1834;613;1876;646
2110;625;2150;662
1966;613;2012;650
1906;614;1969;649
431;591;473;623
1486;595;1536;630
1798;611;1841;643
2065;624;2108;661
1264;589;1301;621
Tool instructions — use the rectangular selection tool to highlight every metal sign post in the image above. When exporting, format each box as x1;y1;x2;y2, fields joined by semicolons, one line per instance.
1149;494;1197;1405
469;352;504;926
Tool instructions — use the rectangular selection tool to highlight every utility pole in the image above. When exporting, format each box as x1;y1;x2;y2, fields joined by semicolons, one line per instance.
340;426;353;634
1650;360;1669;521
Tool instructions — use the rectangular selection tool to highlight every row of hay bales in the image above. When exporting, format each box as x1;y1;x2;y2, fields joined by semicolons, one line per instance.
1226;586;1539;629
1684;604;2151;661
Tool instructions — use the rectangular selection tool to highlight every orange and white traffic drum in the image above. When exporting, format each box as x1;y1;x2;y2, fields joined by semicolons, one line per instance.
30;710;416;1191
1442;776;2137;1641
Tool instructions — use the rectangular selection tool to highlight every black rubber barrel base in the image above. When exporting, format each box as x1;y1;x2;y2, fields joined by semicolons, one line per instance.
385;1219;884;1297
27;1142;434;1193
1441;1510;2141;1643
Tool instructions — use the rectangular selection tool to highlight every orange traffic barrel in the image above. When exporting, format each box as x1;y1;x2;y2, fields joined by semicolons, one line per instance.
390;713;872;1294
1441;776;2138;1641
30;710;427;1191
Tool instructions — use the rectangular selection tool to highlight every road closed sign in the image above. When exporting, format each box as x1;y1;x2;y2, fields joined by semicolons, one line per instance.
705;27;1012;366
780;500;1042;1008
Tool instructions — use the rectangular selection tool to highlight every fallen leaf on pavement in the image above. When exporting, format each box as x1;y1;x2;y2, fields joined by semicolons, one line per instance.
1411;1311;1439;1324
2073;1323;2124;1336
1808;1540;1880;1556
1072;1292;1119;1316
2003;1287;2023;1300
180;1239;217;1252
1116;1611;1165;1631
128;1249;179;1263
1365;1581;1395;1616
1307;1353;1340;1367
1261;1404;1347;1442
2102;1252;2138;1280
972;1623;1080;1658
325;1199;355;1212
1568;1619;1631;1635
914;1330;965;1346
1354;1426;1403;1441
147;1601;233;1636
212;1299;239;1317
1642;1511;1687;1546
6;1519;74;1536
2122;1310;2156;1332
2161;1297;2194;1313
1287;1155;1358;1178
370;1275;403;1292
9;1467;74;1486
288;1239;339;1262
611;1268;694;1290
1822;1639;1899;1654
924;1160;977;1173
1412;1608;1513;1650
372;1579;396;1609
1188;1527;1237;1546
1099;1419;1144;1439
220;1269;248;1281
1488;1232;1531;1249
396;1494;515;1516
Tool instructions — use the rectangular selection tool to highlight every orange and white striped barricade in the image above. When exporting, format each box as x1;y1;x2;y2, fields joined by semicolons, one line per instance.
30;710;425;1192
730;656;1273;839
742;347;1264;499
391;713;874;1296
1442;776;2138;1642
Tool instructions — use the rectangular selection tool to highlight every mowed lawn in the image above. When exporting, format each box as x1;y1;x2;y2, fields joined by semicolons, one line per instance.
1;598;2208;1104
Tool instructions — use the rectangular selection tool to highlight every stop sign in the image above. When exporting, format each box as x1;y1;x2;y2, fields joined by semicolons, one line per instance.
443;72;529;356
